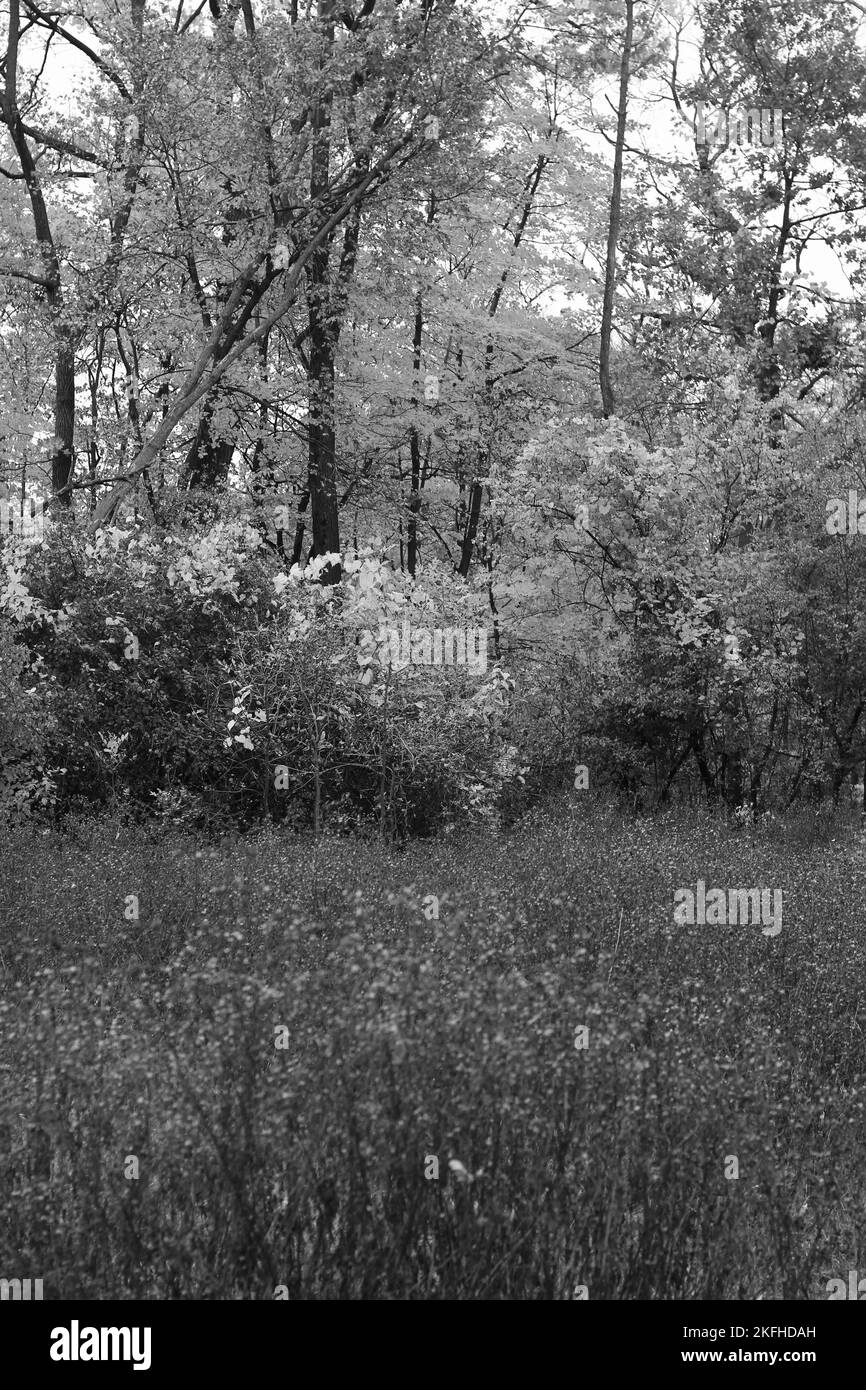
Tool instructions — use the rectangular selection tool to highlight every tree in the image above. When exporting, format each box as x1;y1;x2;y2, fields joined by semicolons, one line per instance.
598;0;633;418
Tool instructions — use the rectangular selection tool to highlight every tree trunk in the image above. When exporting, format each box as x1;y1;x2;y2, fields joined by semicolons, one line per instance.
181;399;234;493
599;0;634;419
407;295;424;576
458;153;550;578
52;329;76;505
2;0;75;507
754;169;794;415
306;0;342;584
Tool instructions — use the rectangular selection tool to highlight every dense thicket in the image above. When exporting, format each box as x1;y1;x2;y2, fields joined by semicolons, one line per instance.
4;0;866;831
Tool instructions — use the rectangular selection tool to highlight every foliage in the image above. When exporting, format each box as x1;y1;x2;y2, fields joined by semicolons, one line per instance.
1;515;520;833
0;600;57;819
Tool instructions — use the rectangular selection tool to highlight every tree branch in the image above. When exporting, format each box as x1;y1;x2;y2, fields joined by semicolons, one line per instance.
20;0;132;102
89;134;415;527
0;263;52;287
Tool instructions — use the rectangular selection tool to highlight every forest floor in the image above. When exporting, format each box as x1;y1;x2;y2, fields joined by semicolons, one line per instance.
1;796;863;1299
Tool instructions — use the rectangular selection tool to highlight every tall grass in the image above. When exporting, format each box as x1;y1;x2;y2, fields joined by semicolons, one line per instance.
0;797;863;1298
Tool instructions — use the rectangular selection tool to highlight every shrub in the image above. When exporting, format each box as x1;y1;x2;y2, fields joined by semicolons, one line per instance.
3;518;522;836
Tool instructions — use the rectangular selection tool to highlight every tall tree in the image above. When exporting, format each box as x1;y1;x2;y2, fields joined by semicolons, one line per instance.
598;0;634;418
2;0;148;511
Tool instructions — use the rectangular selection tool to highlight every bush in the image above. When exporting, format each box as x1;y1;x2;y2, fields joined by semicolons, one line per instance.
2;517;522;836
0;607;57;819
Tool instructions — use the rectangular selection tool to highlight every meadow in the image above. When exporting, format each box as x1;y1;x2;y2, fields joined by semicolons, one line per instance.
1;796;863;1300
